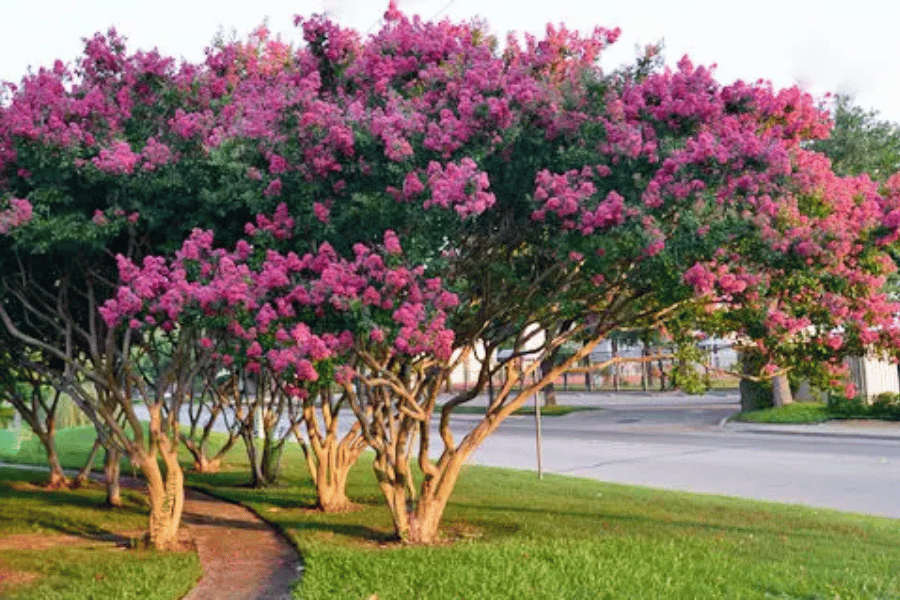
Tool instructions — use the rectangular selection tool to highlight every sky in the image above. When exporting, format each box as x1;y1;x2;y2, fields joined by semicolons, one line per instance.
2;0;899;123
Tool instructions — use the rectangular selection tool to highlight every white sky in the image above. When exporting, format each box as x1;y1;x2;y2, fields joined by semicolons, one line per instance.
2;0;899;124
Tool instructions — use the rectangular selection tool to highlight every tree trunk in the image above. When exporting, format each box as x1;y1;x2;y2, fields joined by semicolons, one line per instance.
104;447;122;507
37;425;69;490
139;406;185;550
540;357;557;407
407;493;451;545
772;374;794;407
182;433;224;473
583;353;592;391
243;430;267;488
140;445;184;550
611;338;620;391
72;437;103;489
260;435;285;484
192;454;223;474
373;450;466;544
739;351;773;411
45;448;69;489
310;436;366;512
659;358;666;391
181;430;237;474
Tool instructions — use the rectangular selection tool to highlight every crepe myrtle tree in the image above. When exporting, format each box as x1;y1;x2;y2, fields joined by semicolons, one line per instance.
277;8;900;543
5;4;900;546
101;207;454;513
0;344;70;489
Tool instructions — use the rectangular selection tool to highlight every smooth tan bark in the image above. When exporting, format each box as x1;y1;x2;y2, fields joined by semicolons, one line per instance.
104;448;122;507
182;432;236;474
294;391;367;512
40;430;70;490
310;439;363;512
189;452;223;474
138;406;185;550
772;374;794;407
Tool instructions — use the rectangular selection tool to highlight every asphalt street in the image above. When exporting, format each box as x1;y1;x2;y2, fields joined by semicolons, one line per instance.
452;390;900;519
135;390;900;520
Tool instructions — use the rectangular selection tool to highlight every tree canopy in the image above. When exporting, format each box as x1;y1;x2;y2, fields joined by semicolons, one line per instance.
811;94;900;180
3;3;900;544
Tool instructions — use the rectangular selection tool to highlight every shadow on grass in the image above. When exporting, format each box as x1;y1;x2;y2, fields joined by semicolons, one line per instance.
0;484;145;515
276;517;395;544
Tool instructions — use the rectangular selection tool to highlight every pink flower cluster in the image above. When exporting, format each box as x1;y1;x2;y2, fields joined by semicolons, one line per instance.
421;158;495;218
92;141;139;174
0;198;33;234
530;168;626;235
100;208;459;387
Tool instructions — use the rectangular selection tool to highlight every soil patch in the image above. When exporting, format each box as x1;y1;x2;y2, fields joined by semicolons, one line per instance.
0;566;38;591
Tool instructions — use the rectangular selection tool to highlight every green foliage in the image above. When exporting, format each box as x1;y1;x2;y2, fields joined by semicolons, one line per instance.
828;394;874;418
668;341;708;395
0;404;14;427
811;94;900;180
870;392;900;419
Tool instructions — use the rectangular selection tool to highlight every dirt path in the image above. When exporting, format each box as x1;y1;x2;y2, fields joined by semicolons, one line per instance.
179;488;302;600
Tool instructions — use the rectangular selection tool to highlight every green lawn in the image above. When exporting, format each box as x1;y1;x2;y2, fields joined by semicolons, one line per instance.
733;400;900;424
4;424;900;599
0;466;200;600
732;402;834;424
193;455;900;600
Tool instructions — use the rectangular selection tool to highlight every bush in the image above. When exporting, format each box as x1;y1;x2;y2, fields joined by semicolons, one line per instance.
870;392;900;420
827;394;868;417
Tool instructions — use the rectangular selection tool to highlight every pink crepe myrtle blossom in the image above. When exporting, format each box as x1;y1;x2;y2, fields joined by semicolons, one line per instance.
100;205;459;394
0;198;33;234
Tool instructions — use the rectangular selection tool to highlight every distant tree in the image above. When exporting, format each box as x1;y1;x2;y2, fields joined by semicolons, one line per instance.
812;94;900;180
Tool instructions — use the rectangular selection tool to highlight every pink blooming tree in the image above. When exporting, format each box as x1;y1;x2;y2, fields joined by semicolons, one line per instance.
102;206;459;515
5;4;900;547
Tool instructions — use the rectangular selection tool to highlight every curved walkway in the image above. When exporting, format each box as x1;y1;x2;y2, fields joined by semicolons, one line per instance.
180;488;302;600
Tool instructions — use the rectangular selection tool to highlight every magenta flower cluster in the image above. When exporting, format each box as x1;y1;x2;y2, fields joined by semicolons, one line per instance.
99;205;458;389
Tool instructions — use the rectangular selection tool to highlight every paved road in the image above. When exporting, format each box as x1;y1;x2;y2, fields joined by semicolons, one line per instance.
449;390;900;519
136;390;900;519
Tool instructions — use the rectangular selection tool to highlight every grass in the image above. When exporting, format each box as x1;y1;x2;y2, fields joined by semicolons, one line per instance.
0;467;200;600
5;423;900;599
732;402;834;424
191;453;900;600
733;399;900;424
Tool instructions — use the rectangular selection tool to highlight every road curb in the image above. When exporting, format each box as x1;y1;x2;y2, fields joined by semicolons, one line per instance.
719;418;900;441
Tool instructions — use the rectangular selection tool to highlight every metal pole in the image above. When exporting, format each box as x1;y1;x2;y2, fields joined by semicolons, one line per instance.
534;391;543;479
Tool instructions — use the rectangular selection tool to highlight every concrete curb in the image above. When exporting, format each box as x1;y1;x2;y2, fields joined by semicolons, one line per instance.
719;417;900;441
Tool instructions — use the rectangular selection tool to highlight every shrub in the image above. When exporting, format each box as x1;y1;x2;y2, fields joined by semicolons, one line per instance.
870;392;900;420
827;394;869;417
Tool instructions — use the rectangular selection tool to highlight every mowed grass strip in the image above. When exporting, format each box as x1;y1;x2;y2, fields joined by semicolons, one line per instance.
192;453;900;600
0;467;200;600
733;402;833;424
